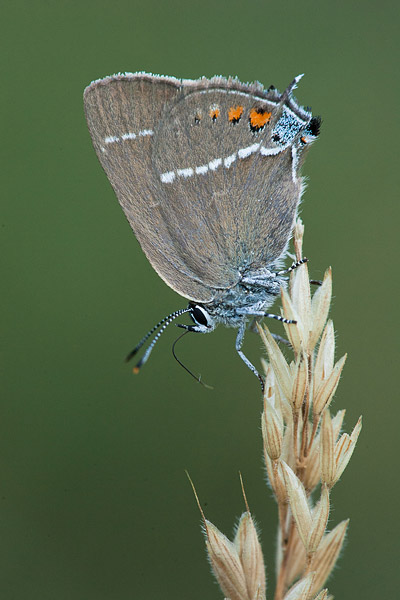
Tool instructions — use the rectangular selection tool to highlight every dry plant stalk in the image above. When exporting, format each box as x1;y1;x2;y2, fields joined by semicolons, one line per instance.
197;220;362;600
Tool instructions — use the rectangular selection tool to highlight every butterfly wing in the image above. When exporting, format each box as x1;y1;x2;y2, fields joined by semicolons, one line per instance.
153;76;318;285
84;73;318;301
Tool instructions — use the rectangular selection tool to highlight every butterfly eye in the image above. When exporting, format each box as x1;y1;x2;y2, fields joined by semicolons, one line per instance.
191;305;212;327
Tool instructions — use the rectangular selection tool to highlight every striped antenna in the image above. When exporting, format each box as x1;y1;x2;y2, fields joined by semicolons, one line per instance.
125;308;192;372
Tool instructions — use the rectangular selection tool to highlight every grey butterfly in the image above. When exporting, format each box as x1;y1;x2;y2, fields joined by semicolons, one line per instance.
84;72;320;387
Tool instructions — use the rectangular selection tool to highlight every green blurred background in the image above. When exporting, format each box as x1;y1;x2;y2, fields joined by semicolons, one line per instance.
1;0;398;597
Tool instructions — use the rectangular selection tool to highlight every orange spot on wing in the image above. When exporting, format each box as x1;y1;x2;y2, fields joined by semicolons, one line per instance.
249;108;272;129
209;108;220;120
228;105;244;122
133;367;140;374
301;136;307;144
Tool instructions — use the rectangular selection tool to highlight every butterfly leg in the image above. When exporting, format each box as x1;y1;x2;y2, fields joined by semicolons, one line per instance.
235;321;265;391
275;258;322;285
275;257;308;276
249;317;292;346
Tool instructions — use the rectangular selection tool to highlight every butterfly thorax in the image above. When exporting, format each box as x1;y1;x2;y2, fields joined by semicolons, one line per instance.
198;267;286;328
